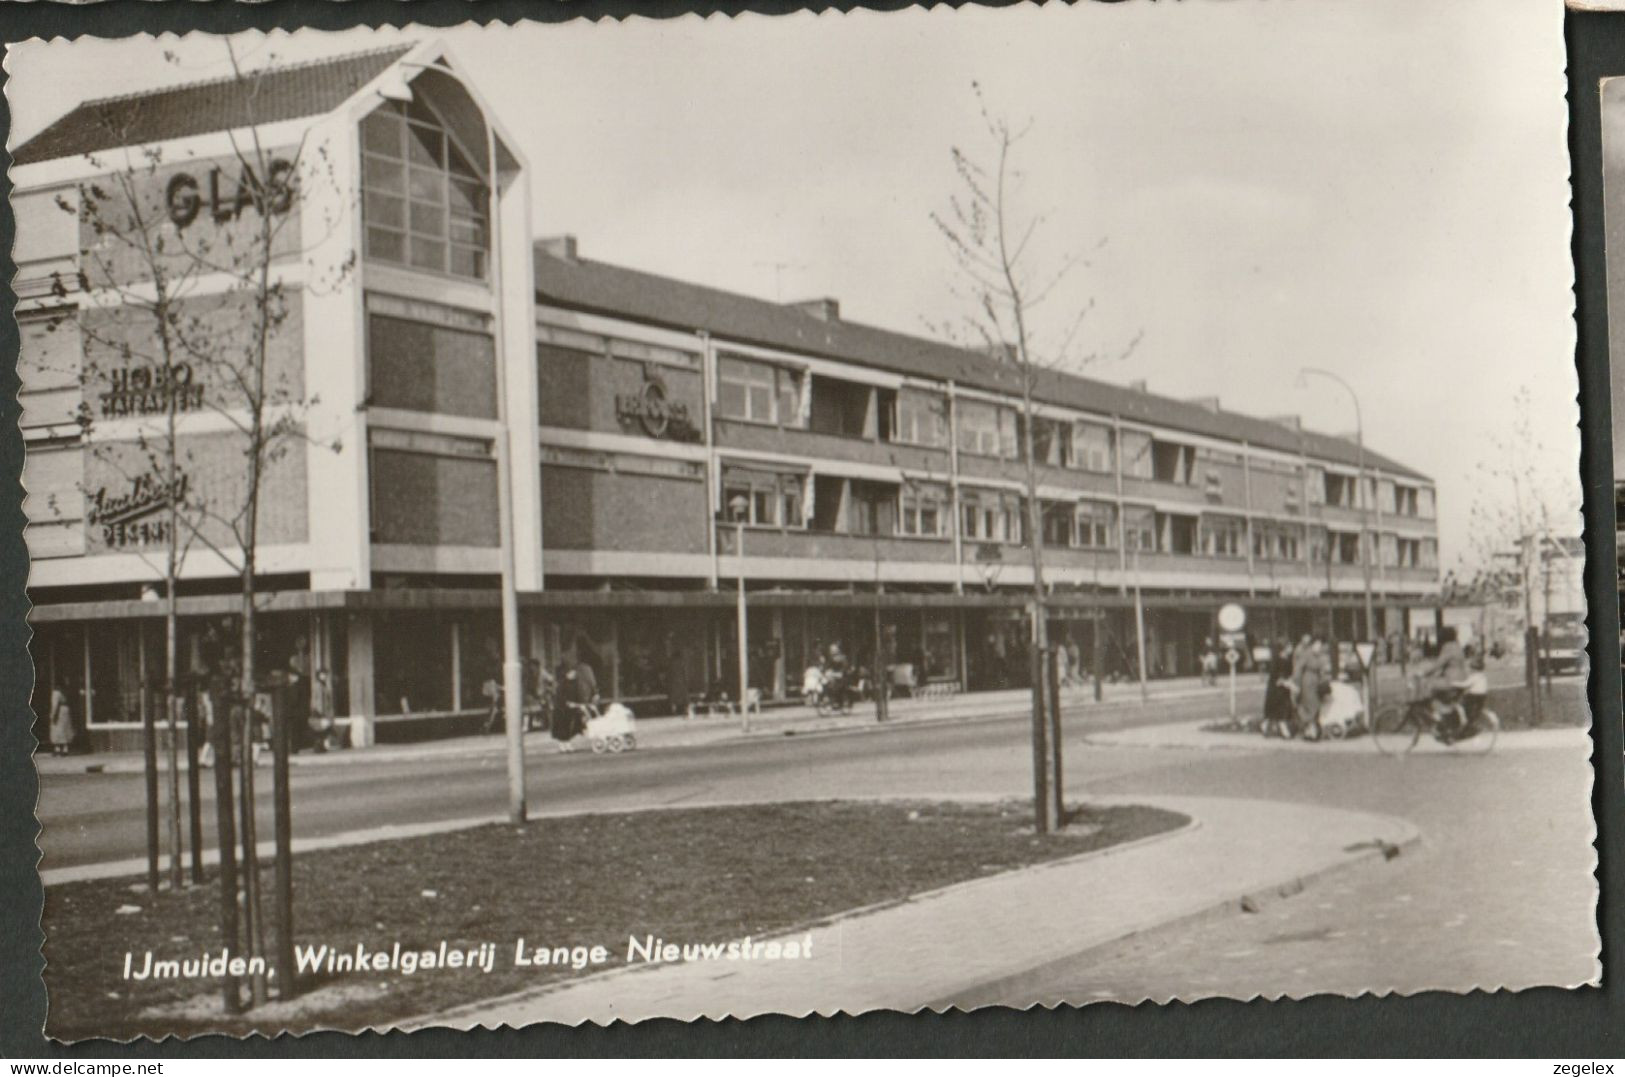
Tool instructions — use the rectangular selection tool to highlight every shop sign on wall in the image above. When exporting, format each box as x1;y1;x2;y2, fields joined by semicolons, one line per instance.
615;373;700;442
97;363;206;418
86;471;189;550
165;158;295;229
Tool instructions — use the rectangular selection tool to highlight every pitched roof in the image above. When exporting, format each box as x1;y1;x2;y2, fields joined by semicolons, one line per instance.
533;247;1429;482
11;44;413;166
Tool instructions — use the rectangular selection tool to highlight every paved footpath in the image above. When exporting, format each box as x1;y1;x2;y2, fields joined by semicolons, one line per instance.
419;794;1418;1029
32;677;1265;777
1089;719;1591;755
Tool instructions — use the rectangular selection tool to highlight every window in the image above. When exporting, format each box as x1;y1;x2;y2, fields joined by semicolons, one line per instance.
961;489;1019;542
1152;441;1198;485
1420;538;1438;569
1200;515;1246;559
1308;526;1328;565
957;400;1017;458
361;101;489;280
1323;472;1357;508
893;390;949;447
1119;430;1154;479
1030;418;1070;467
717;356;802;425
1122;506;1156;551
1075;501;1117;548
1161;512;1198;555
1393;484;1420;517
848;481;897;537
1041;501;1073;547
1253;523;1302;562
1072;422;1114;473
900;483;949;537
1417;487;1435;519
722;467;805;527
1334;531;1361;564
808;375;871;438
1307;467;1326;506
1381;533;1400;568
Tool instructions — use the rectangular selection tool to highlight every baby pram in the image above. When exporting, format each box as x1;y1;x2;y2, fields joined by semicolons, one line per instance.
584;702;637;753
554;700;638;753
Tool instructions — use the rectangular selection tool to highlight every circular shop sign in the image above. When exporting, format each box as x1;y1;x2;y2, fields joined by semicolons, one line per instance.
1217;602;1247;633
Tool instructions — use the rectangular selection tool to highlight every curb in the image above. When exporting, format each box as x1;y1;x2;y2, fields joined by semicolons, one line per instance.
925;813;1422;1012
411;801;1205;1032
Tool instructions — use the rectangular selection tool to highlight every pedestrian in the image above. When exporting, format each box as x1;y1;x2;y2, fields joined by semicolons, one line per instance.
1066;638;1082;687
1055;635;1073;688
48;686;75;756
1200;638;1219;686
1296;635;1330;739
663;632;691;719
286;637;311;752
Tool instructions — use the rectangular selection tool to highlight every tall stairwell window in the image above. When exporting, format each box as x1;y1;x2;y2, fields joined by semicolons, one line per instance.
362;99;490;280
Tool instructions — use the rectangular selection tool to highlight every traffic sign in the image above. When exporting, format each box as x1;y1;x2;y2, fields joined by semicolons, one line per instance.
1220;630;1247;649
1224;648;1241;667
1218;603;1247;633
1354;641;1377;669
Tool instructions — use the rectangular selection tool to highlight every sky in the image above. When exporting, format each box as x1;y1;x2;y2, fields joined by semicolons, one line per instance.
5;3;1578;571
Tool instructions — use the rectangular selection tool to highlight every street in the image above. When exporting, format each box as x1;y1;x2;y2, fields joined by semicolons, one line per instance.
36;667;1597;1002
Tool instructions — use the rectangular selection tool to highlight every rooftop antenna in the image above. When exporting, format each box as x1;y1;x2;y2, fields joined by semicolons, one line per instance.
754;259;809;302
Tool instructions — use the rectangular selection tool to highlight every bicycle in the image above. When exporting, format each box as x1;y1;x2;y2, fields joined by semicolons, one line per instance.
1371;676;1500;757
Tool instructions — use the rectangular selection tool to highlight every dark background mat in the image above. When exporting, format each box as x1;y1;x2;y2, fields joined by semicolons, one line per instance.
3;0;1621;1057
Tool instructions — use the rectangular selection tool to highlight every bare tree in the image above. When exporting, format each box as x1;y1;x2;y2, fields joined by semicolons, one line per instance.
931;83;1139;832
51;44;353;1010
1462;385;1579;720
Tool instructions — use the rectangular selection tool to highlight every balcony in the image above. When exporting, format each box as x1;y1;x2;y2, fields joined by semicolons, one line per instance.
732;528;957;567
715;419;948;473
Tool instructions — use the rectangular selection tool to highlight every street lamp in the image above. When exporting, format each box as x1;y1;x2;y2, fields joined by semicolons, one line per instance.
728;494;751;733
1298;367;1376;653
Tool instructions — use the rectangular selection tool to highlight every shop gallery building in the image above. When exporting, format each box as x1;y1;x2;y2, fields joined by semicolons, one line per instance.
14;43;1442;751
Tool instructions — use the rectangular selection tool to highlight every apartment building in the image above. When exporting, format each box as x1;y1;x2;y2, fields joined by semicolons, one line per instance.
12;43;1440;751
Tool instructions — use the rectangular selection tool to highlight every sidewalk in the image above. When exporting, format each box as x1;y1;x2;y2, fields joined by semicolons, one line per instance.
417;793;1419;1028
1088;719;1592;754
34;675;1263;777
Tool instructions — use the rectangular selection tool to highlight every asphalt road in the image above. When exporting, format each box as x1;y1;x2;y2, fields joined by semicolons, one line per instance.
950;733;1599;1005
37;687;1254;870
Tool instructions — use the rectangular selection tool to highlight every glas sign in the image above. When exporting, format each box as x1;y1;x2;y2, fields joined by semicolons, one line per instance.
361;99;490;280
165;159;294;228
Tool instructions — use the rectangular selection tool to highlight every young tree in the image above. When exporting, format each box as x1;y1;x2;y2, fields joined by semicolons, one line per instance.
932;83;1139;832
51;43;352;1009
1462;385;1581;721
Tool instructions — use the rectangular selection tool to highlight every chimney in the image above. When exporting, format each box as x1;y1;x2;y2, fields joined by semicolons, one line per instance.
1128;378;1149;393
1185;395;1220;414
1268;414;1302;431
790;297;840;321
539;234;579;262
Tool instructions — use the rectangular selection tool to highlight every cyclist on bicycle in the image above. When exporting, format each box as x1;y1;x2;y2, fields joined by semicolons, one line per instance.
1416;626;1470;736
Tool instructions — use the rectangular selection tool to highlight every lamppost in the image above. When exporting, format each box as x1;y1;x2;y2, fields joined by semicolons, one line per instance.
1299;368;1376;652
728;495;751;733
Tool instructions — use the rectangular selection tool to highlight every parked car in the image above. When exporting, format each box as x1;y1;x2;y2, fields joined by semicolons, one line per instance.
1539;620;1589;677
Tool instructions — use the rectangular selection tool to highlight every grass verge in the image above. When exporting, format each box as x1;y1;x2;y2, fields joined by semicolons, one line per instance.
44;799;1185;1040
